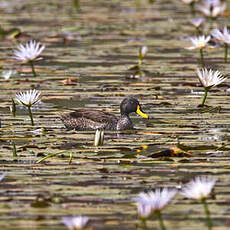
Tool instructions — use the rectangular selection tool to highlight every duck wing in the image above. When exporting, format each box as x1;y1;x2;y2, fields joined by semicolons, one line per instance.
60;109;118;130
70;109;118;122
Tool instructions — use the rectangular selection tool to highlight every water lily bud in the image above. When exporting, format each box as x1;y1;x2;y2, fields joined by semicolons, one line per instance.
139;46;148;60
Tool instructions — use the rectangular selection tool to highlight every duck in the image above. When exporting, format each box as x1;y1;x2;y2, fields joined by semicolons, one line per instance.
59;97;148;131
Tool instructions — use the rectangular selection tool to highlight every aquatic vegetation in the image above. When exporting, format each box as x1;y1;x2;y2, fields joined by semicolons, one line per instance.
73;0;80;12
0;173;6;181
0;0;230;229
196;68;227;106
186;35;210;66
10;98;16;117
11;142;17;158
61;215;89;230
190;18;205;34
138;46;148;66
128;46;148;74
133;188;177;230
1;69;17;80
15;89;41;126
37;150;73;164
181;176;216;230
94;129;104;146
0;26;21;40
211;27;230;63
13;40;45;77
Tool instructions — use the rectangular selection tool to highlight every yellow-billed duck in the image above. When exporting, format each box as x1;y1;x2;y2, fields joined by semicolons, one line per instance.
59;97;148;131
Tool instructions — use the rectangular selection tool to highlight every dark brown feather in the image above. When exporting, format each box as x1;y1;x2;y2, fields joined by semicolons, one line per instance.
69;109;118;124
59;109;119;130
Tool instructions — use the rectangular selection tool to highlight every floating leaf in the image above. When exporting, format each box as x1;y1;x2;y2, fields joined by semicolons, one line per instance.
148;147;192;158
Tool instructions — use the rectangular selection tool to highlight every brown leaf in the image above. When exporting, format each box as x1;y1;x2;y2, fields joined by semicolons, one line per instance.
60;78;78;85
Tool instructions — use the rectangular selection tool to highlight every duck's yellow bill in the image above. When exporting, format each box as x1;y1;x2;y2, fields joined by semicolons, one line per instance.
136;105;148;119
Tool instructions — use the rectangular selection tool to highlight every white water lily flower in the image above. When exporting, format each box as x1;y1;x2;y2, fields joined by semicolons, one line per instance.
61;216;89;230
181;176;216;200
181;0;198;4
0;173;6;181
139;46;148;59
187;35;210;50
211;27;230;44
198;1;226;18
203;0;222;8
136;201;152;218
196;68;227;89
133;188;177;217
132;195;152;218
190;18;205;28
1;70;17;80
13;40;45;63
15;89;41;107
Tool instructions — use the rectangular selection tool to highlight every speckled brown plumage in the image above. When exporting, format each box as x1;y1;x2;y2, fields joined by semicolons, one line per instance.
59;97;148;131
60;109;119;131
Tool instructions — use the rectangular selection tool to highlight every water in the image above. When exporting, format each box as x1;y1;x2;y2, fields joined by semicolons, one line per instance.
0;0;230;229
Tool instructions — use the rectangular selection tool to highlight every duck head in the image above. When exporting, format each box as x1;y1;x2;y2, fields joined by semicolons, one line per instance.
120;97;148;118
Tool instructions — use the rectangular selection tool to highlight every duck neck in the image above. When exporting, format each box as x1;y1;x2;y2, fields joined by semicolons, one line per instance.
117;114;132;130
121;112;129;118
120;113;131;121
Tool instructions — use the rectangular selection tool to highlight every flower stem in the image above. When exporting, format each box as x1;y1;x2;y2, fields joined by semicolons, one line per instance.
138;59;143;66
68;151;73;165
136;0;141;8
202;198;212;230
156;211;166;230
29;61;36;77
140;218;147;230
11;98;16;117
224;43;228;63
27;106;34;126
201;88;209;106
196;27;201;36
200;48;205;67
12;142;17;158
190;1;195;15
